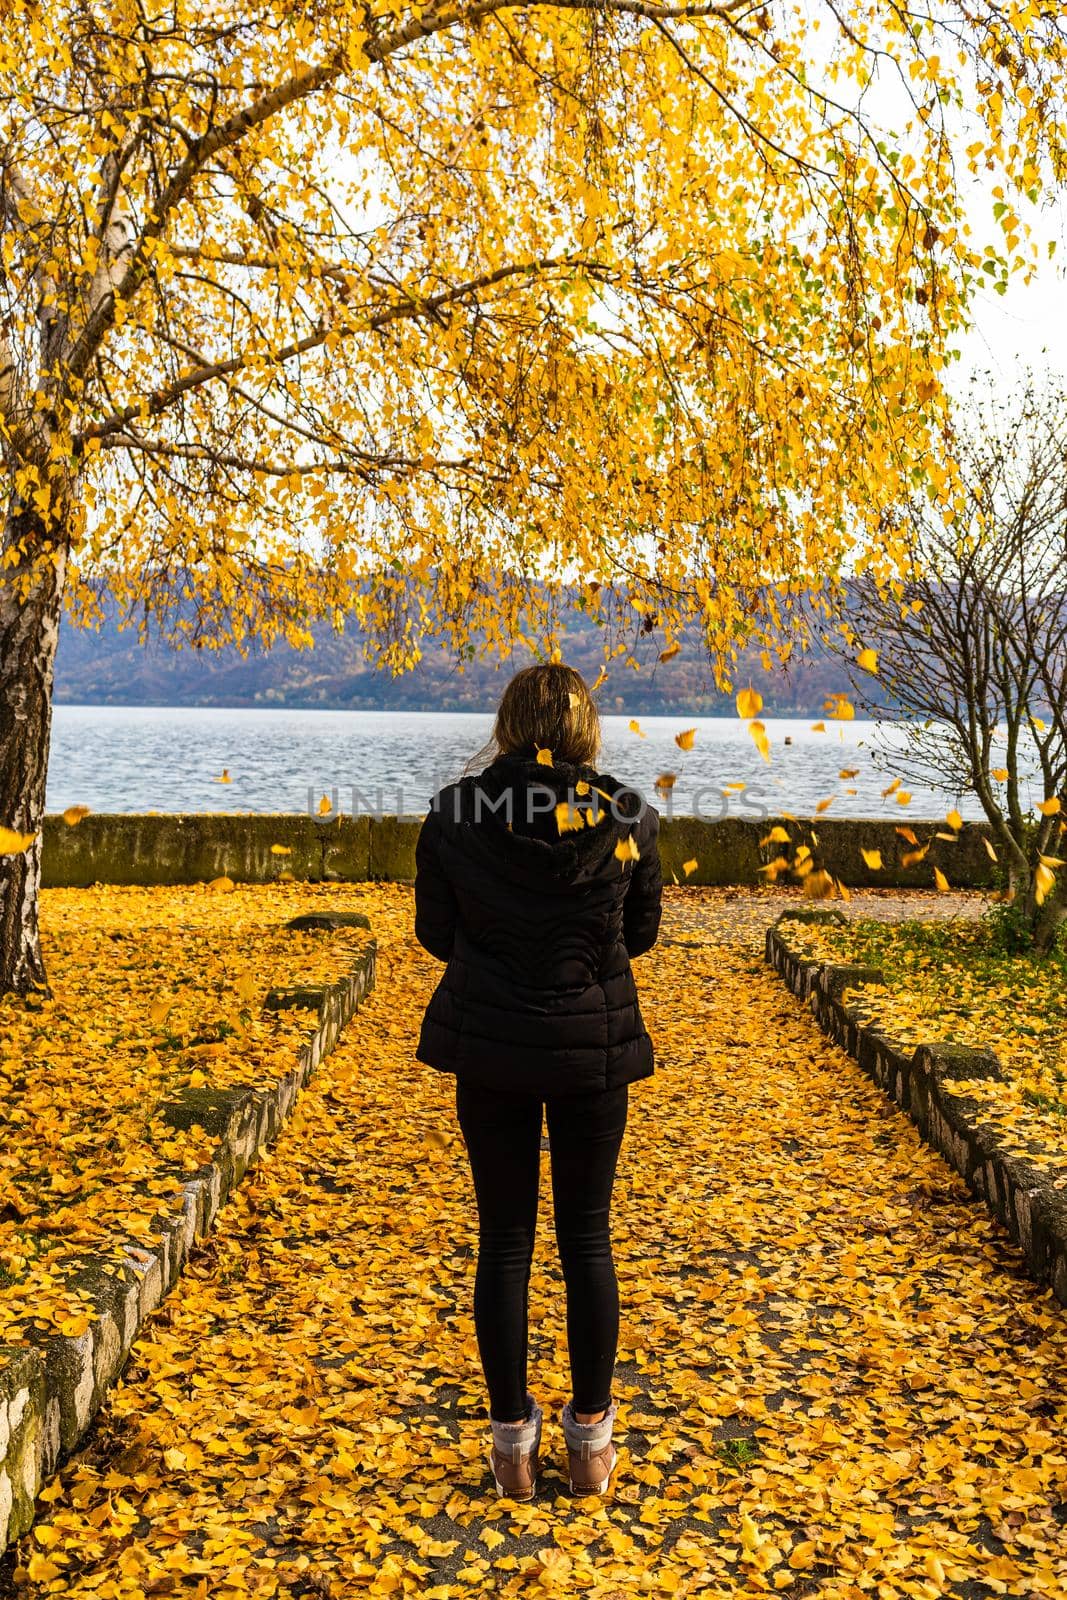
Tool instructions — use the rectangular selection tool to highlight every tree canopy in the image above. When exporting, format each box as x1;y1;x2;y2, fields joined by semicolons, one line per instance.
3;0;1065;675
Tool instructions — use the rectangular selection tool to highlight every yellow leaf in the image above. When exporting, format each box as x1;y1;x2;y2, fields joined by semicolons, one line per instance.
27;1555;62;1583
555;800;585;833
856;648;878;673
991;768;1009;782
207;876;235;892
214;769;232;784
628;719;646;738
803;869;834;899
658;643;680;662
861;849;883;870
740;1513;763;1552
654;773;676;792
983;837;998;862
946;808;963;831
1034;862;1055;904
895;825;919;845
535;747;553;766
836;878;851;902
149;997;172;1026
575;780;590;795
761;825;791;846
163;1447;188;1471
0;826;35;855
810;721;826;733
902;846;930;867
882;778;901;797
933;867;950;892
58;1312;90;1337
736;687;763;719
62;804;91;827
828;695;855;721
480;1529;506;1551
682;858;698;877
235;971;259;1004
615;835;640;863
749;721;770;762
815;796;834;814
839;768;859;779
789;1540;817;1570
895;790;913;806
674;728;697;751
1031;714;1047;731
1036;797;1062;816
271;844;292;856
317;794;333;816
34;1527;62;1549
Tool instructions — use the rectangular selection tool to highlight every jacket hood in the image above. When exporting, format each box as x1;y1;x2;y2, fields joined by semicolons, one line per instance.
433;754;645;891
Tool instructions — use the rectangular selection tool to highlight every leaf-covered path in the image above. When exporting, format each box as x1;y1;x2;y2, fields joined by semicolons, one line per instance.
10;888;1067;1598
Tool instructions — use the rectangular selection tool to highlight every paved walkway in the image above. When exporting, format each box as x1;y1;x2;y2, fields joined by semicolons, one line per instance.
8;887;1066;1598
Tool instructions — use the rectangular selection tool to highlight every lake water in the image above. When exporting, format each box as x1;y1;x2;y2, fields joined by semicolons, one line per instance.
45;706;996;821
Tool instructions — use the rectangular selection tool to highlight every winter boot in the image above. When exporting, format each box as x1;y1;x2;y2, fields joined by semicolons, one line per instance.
562;1400;618;1496
490;1396;542;1500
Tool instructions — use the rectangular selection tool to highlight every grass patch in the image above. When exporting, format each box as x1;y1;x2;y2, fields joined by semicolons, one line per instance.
780;913;1067;1161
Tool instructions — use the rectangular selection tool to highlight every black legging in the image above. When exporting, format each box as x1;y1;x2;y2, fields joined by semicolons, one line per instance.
455;1080;629;1423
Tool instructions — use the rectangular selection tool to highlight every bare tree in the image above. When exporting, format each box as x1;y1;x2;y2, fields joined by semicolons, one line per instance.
840;378;1067;953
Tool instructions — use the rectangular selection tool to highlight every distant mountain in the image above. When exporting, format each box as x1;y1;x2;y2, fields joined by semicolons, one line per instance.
54;602;885;716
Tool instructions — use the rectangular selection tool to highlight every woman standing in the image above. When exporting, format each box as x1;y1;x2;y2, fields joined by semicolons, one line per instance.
413;663;662;1500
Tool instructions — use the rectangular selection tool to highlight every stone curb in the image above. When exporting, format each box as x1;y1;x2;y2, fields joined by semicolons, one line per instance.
0;940;376;1554
765;911;1067;1309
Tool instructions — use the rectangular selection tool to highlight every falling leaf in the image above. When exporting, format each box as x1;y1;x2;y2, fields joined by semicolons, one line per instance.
62;805;91;827
575;780;590;795
1031;715;1047;731
1036;797;1062;816
895;826;919;845
555;800;585;833
681;858;698;877
207;876;236;892
674;728;697;751
856;647;878;673
895;790;913;806
723;782;746;792
761;826;791;846
933;867;950;892
992;768;1009;782
902;846;930;867
271;844;292;856
749;721;771;762
628;719;646;738
861;849;883;870
828;695;855;721
654;773;677;792
882;778;901;797
317;795;333;816
835;878;851;903
615;835;640;863
0;826;36;854
1034;862;1056;904
803;869;835;899
810;722;826;733
946;809;963;831
839;768;859;780
658;643;680;662
214;769;232;784
983;838;998;862
535;748;553;766
736;687;763;719
815;797;834;814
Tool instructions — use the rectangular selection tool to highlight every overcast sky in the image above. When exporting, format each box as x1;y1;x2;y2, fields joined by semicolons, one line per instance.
950;190;1067;389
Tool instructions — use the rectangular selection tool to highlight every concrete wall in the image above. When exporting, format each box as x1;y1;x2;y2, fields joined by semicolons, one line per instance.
42;813;998;889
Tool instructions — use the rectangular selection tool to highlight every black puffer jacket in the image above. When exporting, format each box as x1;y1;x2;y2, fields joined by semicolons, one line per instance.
414;753;662;1096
